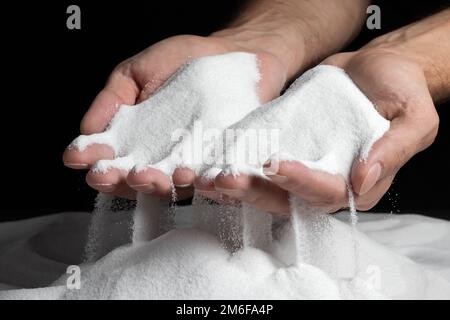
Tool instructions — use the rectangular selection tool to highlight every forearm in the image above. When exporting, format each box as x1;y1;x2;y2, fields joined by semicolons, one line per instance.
211;0;370;79
364;9;450;102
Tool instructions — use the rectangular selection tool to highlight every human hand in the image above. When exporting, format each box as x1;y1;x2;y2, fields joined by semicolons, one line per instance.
205;9;450;215
62;34;289;199
201;47;439;214
63;0;370;200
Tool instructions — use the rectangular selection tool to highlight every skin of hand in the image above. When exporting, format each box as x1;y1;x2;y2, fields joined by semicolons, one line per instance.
205;9;450;215
63;35;288;199
63;0;368;199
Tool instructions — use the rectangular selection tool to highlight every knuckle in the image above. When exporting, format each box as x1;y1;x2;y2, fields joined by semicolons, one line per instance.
411;103;440;151
423;110;440;148
112;60;130;75
111;60;135;83
379;143;408;176
395;147;409;170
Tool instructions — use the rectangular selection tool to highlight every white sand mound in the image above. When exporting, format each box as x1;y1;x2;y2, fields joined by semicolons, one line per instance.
2;53;448;300
1;211;450;300
63;215;449;300
3;212;449;300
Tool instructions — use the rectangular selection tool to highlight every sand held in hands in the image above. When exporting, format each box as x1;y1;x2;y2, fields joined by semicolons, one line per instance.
4;53;450;299
72;52;261;174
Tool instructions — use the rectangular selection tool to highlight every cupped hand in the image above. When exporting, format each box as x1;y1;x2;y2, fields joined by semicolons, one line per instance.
199;48;439;214
63;34;288;199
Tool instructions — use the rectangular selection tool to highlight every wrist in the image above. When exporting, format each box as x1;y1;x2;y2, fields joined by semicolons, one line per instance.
365;40;448;104
211;0;369;81
363;10;450;102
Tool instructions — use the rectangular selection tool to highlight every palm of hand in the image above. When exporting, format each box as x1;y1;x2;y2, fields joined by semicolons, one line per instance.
63;35;287;199
330;50;438;206
200;49;439;215
268;49;440;212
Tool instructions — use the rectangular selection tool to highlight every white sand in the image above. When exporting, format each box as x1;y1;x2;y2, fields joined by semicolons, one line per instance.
72;52;261;174
1;53;449;299
58;213;450;299
1;210;450;299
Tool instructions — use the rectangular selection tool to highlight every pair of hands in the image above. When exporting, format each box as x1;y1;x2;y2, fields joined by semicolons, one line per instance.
63;34;438;215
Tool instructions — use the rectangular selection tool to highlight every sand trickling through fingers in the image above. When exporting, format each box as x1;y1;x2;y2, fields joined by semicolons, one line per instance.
5;52;450;300
71;53;391;299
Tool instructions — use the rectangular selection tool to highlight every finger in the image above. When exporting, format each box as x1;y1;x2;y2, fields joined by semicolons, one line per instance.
127;167;173;198
352;108;438;196
63;144;115;169
256;51;287;103
321;52;354;68
214;173;290;215
136;78;167;103
193;176;222;201
172;168;195;187
86;168;136;200
263;160;348;208
167;168;195;199
354;175;395;211
81;68;140;135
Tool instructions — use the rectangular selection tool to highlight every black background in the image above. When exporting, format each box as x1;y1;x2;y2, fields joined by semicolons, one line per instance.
0;0;449;222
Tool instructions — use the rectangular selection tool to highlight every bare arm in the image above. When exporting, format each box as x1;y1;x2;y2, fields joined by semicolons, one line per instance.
213;0;370;79
364;8;450;102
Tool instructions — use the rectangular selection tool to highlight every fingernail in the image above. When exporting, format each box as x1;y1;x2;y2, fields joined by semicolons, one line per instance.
92;183;115;192
215;187;247;198
263;160;279;176
263;160;287;183
359;163;382;195
65;163;89;169
174;184;192;188
130;183;155;194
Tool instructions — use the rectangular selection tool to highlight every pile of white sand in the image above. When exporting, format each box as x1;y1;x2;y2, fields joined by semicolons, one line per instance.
73;52;261;174
58;211;450;300
2;53;450;299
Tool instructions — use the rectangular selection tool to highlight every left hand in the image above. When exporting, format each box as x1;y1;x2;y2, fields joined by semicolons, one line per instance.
62;35;289;200
196;47;439;214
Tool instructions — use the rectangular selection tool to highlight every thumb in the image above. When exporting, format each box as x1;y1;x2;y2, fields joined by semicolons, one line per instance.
352;102;439;196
